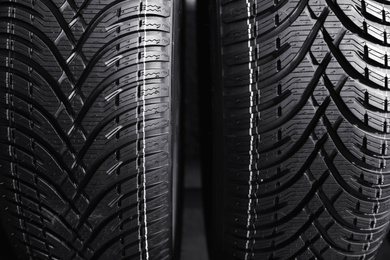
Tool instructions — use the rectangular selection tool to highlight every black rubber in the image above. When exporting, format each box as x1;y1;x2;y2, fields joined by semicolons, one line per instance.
0;0;181;259
211;0;390;259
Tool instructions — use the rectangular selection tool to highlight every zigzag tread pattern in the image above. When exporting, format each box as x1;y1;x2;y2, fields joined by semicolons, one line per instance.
217;0;390;259
0;0;176;259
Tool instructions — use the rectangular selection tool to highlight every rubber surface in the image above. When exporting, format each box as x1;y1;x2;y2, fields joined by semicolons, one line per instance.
0;0;180;259
211;0;390;259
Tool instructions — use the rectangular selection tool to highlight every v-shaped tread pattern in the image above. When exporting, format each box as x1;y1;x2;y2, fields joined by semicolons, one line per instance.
214;0;390;259
0;0;178;259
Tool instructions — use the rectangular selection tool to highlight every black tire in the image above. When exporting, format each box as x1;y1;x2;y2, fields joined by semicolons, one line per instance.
211;0;390;259
0;0;181;259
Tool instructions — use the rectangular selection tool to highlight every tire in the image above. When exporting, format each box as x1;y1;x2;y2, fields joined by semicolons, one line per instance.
211;0;390;259
0;0;181;259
